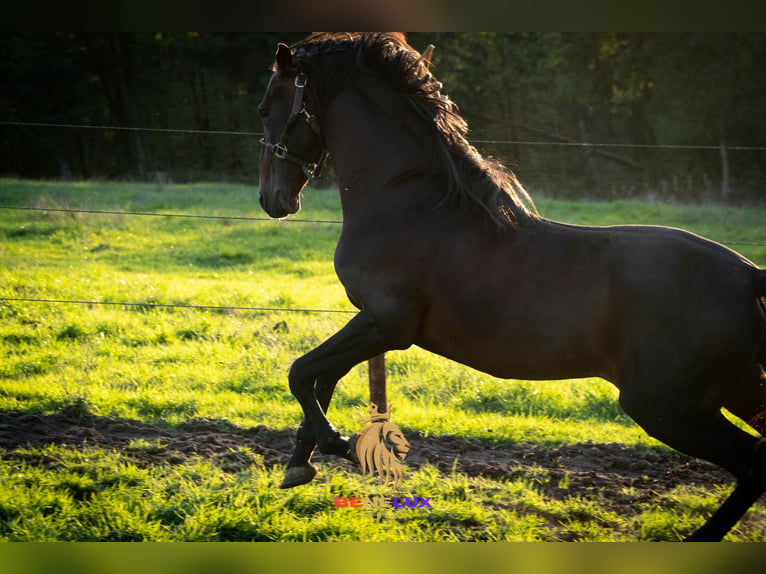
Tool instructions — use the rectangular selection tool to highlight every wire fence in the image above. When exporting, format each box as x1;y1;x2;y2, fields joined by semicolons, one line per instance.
2;119;765;318
0;297;356;315
0;205;343;225
2;202;765;317
0;205;763;246
5;119;766;151
0;120;263;138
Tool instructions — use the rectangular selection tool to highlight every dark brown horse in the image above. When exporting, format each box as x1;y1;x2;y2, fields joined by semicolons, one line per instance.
257;33;766;541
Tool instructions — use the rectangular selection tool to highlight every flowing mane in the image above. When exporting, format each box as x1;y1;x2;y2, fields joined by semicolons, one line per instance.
289;32;539;228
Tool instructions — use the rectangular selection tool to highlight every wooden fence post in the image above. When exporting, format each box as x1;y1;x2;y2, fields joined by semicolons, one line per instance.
368;353;387;414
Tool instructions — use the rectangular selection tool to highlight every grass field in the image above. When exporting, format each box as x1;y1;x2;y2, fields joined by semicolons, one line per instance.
1;178;765;541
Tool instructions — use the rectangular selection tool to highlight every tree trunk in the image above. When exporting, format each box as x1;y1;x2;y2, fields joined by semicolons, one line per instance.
95;33;149;178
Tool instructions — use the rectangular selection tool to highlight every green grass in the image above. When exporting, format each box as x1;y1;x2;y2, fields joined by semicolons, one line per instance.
2;444;763;542
1;178;765;541
1;443;758;543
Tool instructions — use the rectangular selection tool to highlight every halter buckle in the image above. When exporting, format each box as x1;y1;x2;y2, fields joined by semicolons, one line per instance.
273;143;288;159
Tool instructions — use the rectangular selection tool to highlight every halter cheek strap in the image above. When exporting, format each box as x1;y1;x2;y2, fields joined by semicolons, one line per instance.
260;74;329;180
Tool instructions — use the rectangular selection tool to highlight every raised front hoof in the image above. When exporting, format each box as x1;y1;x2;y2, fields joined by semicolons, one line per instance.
279;464;318;489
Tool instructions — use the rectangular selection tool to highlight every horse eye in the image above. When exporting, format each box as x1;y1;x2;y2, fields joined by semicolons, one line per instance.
258;106;269;119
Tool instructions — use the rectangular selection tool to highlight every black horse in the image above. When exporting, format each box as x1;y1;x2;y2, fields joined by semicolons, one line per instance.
257;32;766;541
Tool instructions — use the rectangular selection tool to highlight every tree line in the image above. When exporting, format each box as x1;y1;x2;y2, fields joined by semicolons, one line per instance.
2;33;765;203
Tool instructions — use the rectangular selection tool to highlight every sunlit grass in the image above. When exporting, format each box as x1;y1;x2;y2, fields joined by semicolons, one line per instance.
3;178;766;441
4;442;761;542
1;178;765;541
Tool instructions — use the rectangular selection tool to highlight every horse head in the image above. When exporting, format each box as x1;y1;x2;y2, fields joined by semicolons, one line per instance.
258;43;327;218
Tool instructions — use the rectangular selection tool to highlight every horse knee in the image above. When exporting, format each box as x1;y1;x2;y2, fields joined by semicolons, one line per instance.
288;356;314;399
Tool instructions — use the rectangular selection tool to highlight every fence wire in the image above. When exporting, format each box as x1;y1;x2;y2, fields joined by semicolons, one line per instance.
1;204;763;247
0;297;356;315
5;119;766;151
0;205;342;225
2;119;765;317
0;120;262;138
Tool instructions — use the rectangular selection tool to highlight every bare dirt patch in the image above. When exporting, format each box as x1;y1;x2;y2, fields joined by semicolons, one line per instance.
0;405;732;503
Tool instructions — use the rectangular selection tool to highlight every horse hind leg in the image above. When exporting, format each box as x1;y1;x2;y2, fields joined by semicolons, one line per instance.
619;382;766;542
723;364;766;478
724;365;766;437
684;434;766;542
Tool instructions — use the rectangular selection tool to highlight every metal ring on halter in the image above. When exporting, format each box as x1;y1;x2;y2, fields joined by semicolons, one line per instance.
303;162;319;179
260;139;326;181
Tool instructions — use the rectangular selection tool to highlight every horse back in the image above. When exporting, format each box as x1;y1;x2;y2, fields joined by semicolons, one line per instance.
415;220;763;385
581;222;766;385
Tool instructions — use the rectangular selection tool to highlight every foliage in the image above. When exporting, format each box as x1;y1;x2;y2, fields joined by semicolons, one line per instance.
2;33;766;202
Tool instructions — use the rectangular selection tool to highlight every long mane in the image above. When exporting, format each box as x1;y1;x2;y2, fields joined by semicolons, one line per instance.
290;32;539;228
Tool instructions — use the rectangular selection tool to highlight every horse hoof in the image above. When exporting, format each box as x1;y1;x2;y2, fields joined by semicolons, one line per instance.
279;464;318;489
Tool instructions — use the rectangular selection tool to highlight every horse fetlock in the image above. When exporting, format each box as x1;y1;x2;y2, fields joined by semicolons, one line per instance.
295;422;315;445
317;431;352;458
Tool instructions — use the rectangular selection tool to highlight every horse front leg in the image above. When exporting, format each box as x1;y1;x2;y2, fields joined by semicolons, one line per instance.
279;376;340;488
279;313;391;488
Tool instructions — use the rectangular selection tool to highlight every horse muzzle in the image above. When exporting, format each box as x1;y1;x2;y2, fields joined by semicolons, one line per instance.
259;188;301;218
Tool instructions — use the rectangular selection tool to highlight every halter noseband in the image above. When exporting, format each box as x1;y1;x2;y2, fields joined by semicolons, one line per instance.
260;73;328;180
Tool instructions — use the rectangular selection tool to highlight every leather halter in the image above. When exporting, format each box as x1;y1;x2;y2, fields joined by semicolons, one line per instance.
259;73;328;180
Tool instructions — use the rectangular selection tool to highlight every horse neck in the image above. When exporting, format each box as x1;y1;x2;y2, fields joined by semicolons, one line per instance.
322;85;438;217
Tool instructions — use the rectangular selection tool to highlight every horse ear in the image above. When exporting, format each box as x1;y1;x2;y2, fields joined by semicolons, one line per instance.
275;43;293;73
421;44;435;71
